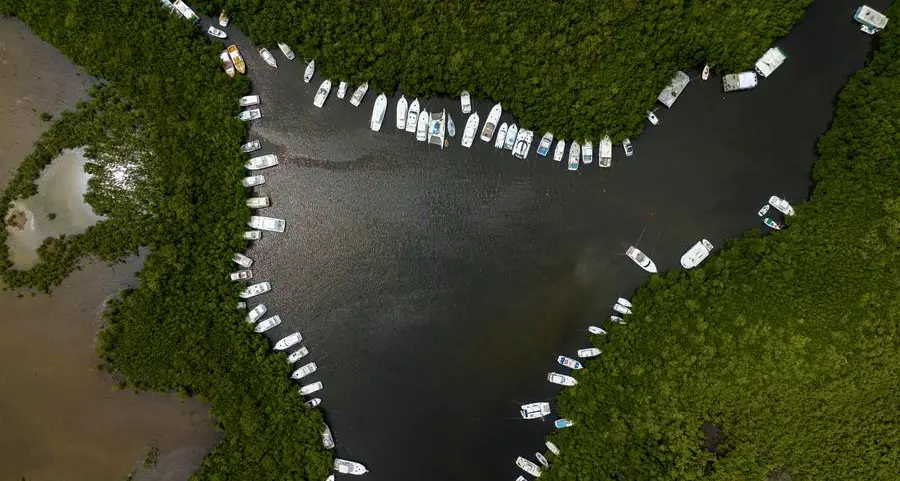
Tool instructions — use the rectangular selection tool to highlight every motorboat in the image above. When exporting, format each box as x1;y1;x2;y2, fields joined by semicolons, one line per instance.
545;441;560;456
536;452;549;468
300;381;323;395
334;459;368;476
758;204;770;216
587;325;606;335
305;398;321;408
623;138;634;156
242;175;265;188
520;402;551;419
370;93;387;131
232;252;253;268
291;361;317;379
536;132;554;156
568;142;580;171
647;110;659;125
337;81;348;99
599;136;612;168
461;112;479;147
219;50;235;77
248;216;286;233
229;270;252;281
755;47;787;78
447;114;456;137
702;64;710;80
245;304;267;323
237;108;261;121
227;45;245;74
610;316;625;325
236;302;246;310
303;60;315;83
554;418;574;429
218;11;229;26
768;195;795;216
626;246;658;273
349;83;369;107
240;140;261;152
287;346;309;363
207;26;226;38
259;48;277;68
460;91;472;113
416;109;429;141
613;303;632;315
515;456;542;478
277;43;295;60
554;140;565;161
427;109;446;148
512;130;533;160
313;79;331;108
557;355;583;369
681;239;714;269
246;195;269;208
577;347;601;358
503;124;518;150
322;424;335;449
493;123;507;148
245;154;278;170
763;217;783;230
274;332;302;350
617;297;632;308
854;5;889;35
480;103;502;142
396;95;408;130
581;141;593;164
405;99;420;133
547;372;577;386
243;230;261;240
240;282;271;299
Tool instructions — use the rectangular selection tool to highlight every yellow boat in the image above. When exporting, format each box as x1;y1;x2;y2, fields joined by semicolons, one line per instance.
227;44;246;74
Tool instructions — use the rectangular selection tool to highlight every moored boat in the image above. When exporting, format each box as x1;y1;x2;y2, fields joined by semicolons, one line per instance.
480;103;502;142
626;245;658;273
587;325;606;335
581;141;593;164
313;79;332;108
460;90;472;113
305;398;321;407
405;98;420;133
547;372;577;386
207;26;226;38
512;129;533;160
623;138;634;156
219;50;235;77
577;347;601;358
520;402;551;419
300;381;323;395
648;110;659;125
259;48;277;68
349;83;369;107
239;95;259;107
516;456;542;478
416;109;429;141
446;114;456;137
334;459;368;476
322;424;335;449
768;195;795;216
246;197;269;208
229;270;252;281
240;282;271;299
291;361;317;379
763;217;783;230
240;140;261;152
613;303;632;315
554;140;565;161
237;108;261;121
536;132;553;156
242;175;265;187
233;252;253;268
681;239;714;269
245;304;266;323
610;315;625;324
546;441;560;456
504;124;518;150
248;215;285;233
227;44;245;74
494;123;508;148
274;332;302;350
277;43;295;60
702;64;710;80
536;452;549;468
303;60;315;83
370;93;387;131
599;136;613;168
245;154;278;170
218;11;229;27
568;142;580;171
617;297;632;308
461;112;479;147
243;230;261;240
554;418;574;429
337;81;348;99
287;346;309;363
557;355;583;369
427;110;446;148
396;95;408;130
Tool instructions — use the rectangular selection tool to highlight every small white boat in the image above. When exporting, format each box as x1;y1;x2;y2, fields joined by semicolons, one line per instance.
322;424;335;449
291;361;317;379
447;115;456;137
581;141;593;164
245;154;278;170
681;239;714;269
245;304;267;323
557;355;583;369
229;270;252;281
512;130;533;160
237;109;261;121
232;252;253;268
515;477;526;481
334;459;368;476
617;297;632;308
207;26;226;38
536;132;553;156
243;230;261;240
247;215;286;233
236;302;246;310
547;372;577;386
240;282;271;299
461;112;479;147
416;109;429;141
647;110;659;125
460;90;472;113
253;316;281;333
520;402;551;419
545;441;560;456
599;136;613;168
568;142;580;171
758;204;771;217
218;11;229;27
613;303;632;315
626;246;658;273
536;452;549;468
305;398;321;408
577;347;602;358
702;64;710;80
303;60;315;83
219;50;235;78
763;217;783;230
554;418;574;429
493;123;508;148
246;197;269;208
370;93;387;131
287;346;309;363
242;175;265;188
239;95;260;107
610;316;625;325
300;381;323;396
277;43;295;60
553;140;565;161
768;195;796;216
274;332;302;350
396;95;408;130
405;98;420;133
516;456;542;478
259;48;277;68
623;138;634;157
313;79;332;108
587;325;606;335
480;103;502;142
240;140;261;152
504;124;518;150
335;82;347;99
349;83;369;107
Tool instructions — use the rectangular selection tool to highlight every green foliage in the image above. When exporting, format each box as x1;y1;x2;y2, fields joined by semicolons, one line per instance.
194;0;811;140
39;111;52;122
543;5;900;480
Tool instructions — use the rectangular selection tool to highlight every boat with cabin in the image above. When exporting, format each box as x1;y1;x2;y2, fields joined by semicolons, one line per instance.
245;154;278;170
557;355;583;369
405;99;420;133
233;252;253;268
245;304;266;323
227;45;245;74
292;361;317;379
274;332;302;350
207;26;226;38
259;48;277;68
613;303;632;315
427;110;447;148
536;452;549;468
568;142;580;171
242;175;265;187
313;79;331;108
370;93;387;131
287;346;309;363
681;239;714;269
240;282;271;299
723;72;758;92
768;195;795;215
547;372;577;386
545;441;560;456
241;140;261;152
494;123;507;148
520;402;551;419
581;141;593;164
305;398;321;408
229;270;252;281
657;70;690;108
239;95;259;107
243;230;261;240
554;140;565;161
702;64;710;80
516;456;542;478
303;60;315;83
299;381;323;395
396;95;408;130
854;5;888;34
504;124;518;150
755;47;786;78
623;138;634;156
246;197;269;208
587;325;605;335
337;81;348;99
599;136;612;167
277;43;295;60
248;216;285;233
610;315;625;324
349;83;369;107
334;459;368;476
626;246;658;273
322;424;335;449
237;109;261;121
577;347;601;358
512;130;533;159
219;50;235;77
416;109;429;141
460;91;472;113
536;133;553;156
480;103;502;142
462;112;479;147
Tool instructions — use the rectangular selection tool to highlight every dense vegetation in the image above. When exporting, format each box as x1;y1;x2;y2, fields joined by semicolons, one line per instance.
1;2;332;480
194;0;811;140
544;6;900;480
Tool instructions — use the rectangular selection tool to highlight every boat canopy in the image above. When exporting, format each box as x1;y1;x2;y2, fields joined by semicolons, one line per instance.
854;5;888;29
657;71;690;108
754;47;787;78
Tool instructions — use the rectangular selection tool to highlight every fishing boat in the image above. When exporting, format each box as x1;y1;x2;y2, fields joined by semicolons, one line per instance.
480;103;502;142
303;60;315;83
613;303;632;315
245;154;278;170
243;230;261;240
405;98;420;133
248;216;285;233
277;43;295;60
287;346;309;363
291;361;317;379
568;142;580;171
300;381;323;395
242;175;265;188
218;11;229;27
512;130;533;160
545;442;560;456
313;79;331;108
587;325;605;335
610;316;625;324
599;136;613;168
237;109;261;121
577;347;602;358
520;402;551;419
680;239;714;269
259;48;277;68
240;282;271;299
349;83;369;107
461;112;479;147
334;459;368;476
274;332;302;350
207;26;226;38
516;456;542;478
337;81;348;99
396;95;408;130
554;140;565;161
245;304;266;323
229;270;252;281
447;114;456;137
305;398;321;408
536;452;550;468
493;123;508;148
219;51;235;77
427;110;446;148
768;195;795;216
617;297;632;308
504;124;518;150
557;355;583;370
554;418;574;429
623;138;634;156
581;141;593;164
758;204;770;216
240;140;261;152
626;246;658;273
536;132;553;156
322;424;335;449
763;217;783;230
416;109;429;141
460;90;472;113
547;372;577;386
370;93;387;131
702;64;710;80
239;95;259;107
647;110;659;125
233;252;253;268
227;45;245;74
246;197;269;208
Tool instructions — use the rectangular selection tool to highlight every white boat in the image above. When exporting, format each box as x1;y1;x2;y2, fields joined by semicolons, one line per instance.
248;216;285;233
299;381;323;395
587;325;606;335
599;136;612;168
554;140;565;161
291;361;317;379
246;197;269;208
723;72;759;92
610;316;625;324
427;110;446;148
303;60;315;83
240;140;261;152
446;115;456;137
516;456;542;478
545;441;560;456
245;304;267;323
623;138;634;157
349;83;369;107
493;123;508;148
557;355;583;369
536;132;553;156
854;5;889;35
536;452;549;468
504;124;518;150
240;282;271;299
658;70;690;108
227;44;245;74
274;332;302;350
512;130;533;160
219;50;235;78
461;112;479;147
613;303;632;315
763;217;783;230
626;246;658;273
568;142;580;171
405;99;420;133
370;93;387;131
648;110;659;125
305;398;321;408
758;204;771;217
259;48;277;68
334;459;367;476
577;347;601;358
277;43;295;60
617;297;632;308
768;195;795;215
581;141;593;164
335;82;347;99
236;302;247;310
287;346;309;363
515;477;526;481
480;103;502;142
755;47;787;78
237;109;261;121
322;424;335;449
218;11;229;27
460;90;472;113
232;252;253;268
395;95;408;130
547;372;577;386
313;79;332;108
229;270;252;281
702;64;710;80
243;230;261;240
239;95;260;107
245;154;278;170
554;418;574;429
680;239;714;269
207;26;226;38
242;175;265;187
416;109;429;141
520;402;551;419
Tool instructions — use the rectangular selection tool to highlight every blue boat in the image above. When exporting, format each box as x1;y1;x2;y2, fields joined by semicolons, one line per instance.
554;418;574;429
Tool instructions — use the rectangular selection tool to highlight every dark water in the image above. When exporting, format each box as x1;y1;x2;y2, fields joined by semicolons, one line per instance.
221;0;885;479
